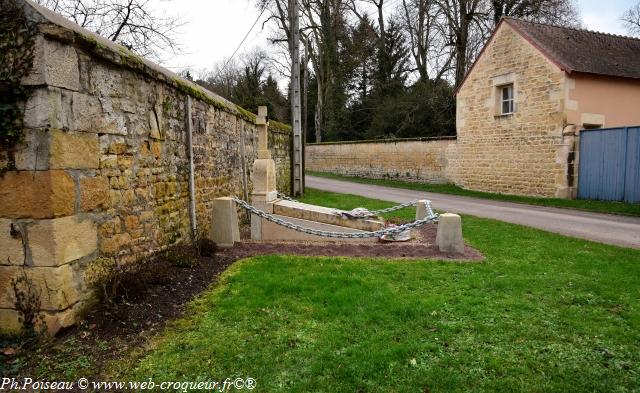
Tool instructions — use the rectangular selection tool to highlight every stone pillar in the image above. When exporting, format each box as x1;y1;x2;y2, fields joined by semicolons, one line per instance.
415;200;430;220
436;213;464;254
556;125;578;199
251;106;278;240
210;197;240;248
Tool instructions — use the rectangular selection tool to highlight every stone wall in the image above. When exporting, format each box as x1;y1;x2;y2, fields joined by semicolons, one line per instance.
306;138;455;183
0;0;292;335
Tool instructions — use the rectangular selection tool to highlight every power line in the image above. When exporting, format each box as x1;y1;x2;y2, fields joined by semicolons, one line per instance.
214;5;268;78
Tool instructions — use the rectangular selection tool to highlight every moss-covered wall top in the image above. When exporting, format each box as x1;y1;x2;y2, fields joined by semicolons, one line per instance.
13;0;291;134
0;0;37;160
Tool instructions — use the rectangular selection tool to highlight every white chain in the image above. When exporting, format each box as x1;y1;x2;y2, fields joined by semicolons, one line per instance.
234;197;439;239
369;200;419;215
277;192;298;202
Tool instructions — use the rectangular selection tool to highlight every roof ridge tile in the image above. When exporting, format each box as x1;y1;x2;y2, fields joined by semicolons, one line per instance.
503;16;640;43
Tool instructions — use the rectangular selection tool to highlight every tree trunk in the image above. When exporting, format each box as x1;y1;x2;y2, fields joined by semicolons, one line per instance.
315;87;323;142
454;1;470;87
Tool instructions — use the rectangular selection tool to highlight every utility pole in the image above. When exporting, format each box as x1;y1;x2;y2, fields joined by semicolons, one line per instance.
289;0;304;196
302;44;309;191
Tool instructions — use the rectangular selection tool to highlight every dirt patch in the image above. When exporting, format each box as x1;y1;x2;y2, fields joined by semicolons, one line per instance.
231;223;483;262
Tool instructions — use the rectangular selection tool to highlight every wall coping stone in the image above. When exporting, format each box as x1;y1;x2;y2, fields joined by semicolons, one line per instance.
17;0;292;134
307;136;457;146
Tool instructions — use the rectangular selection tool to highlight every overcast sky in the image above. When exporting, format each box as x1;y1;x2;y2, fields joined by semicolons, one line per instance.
157;0;637;73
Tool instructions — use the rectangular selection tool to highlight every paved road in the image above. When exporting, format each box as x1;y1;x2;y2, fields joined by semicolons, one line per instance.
306;176;640;249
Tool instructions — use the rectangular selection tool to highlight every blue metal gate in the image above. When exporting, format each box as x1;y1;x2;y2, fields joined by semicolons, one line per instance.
578;126;640;203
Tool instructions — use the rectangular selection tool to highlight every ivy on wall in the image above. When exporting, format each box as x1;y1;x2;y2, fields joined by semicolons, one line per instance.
0;0;36;148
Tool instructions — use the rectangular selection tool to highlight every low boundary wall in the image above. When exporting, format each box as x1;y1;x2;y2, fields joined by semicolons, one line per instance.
306;137;456;183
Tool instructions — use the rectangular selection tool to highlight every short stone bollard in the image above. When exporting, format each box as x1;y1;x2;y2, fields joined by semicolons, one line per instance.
210;197;240;248
415;200;430;220
436;213;464;254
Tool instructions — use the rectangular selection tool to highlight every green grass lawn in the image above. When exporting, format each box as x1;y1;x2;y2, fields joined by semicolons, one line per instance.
123;189;640;392
307;170;640;217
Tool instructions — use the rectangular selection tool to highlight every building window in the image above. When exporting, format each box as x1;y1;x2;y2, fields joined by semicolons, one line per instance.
501;84;514;115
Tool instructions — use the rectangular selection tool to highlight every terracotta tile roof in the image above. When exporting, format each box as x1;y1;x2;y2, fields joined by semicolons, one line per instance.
505;18;640;80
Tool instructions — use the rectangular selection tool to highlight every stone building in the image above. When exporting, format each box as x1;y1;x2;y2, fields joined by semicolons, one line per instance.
451;18;640;198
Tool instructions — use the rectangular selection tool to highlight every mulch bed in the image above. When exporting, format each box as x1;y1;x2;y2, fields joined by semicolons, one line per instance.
2;224;482;383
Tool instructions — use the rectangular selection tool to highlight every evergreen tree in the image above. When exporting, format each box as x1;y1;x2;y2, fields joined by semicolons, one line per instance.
366;20;411;139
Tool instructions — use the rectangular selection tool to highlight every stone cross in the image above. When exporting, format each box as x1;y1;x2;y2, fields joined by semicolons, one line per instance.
256;106;271;159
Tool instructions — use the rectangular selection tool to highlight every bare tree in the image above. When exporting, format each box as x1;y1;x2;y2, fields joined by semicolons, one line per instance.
261;0;350;141
35;0;183;61
490;0;580;26
199;57;241;99
623;1;640;37
436;0;488;87
400;0;453;81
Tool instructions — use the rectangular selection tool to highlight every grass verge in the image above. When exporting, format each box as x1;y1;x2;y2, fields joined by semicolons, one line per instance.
122;189;640;392
307;170;640;217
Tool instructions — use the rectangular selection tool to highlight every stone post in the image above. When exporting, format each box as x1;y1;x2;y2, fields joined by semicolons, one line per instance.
436;213;464;254
415;200;430;220
251;107;278;240
210;197;240;248
556;125;578;199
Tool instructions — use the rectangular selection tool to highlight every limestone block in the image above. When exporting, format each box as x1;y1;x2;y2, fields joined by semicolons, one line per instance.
98;95;128;135
415;200;430;220
251;193;277;240
252;158;277;197
28;216;98;267
436;213;464;254
258;215;378;243
71;92;102;130
100;233;132;255
0;264;82;311
0;170;75;219
273;200;384;231
250;213;262;241
124;215;140;231
0;219;25;266
13;129;50;171
98;217;121;238
71;92;127;135
41;307;78;336
22;36;80;91
80;176;111;211
210;197;240;248
100;155;118;169
115;98;137;114
149;105;164;140
49;130;100;169
88;64;124;97
117;155;134;171
150;141;162;159
23;87;71;130
0;309;23;335
100;135;128;155
252;199;275;214
0;306;77;336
